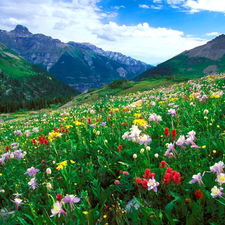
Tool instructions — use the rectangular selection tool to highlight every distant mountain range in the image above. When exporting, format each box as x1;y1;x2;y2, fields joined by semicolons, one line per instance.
0;25;153;92
135;34;225;81
0;41;79;113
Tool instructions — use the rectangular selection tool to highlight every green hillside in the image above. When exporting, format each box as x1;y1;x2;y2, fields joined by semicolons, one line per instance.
0;42;80;113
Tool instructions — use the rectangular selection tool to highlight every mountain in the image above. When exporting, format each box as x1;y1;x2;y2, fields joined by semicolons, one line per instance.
0;41;79;113
0;25;153;92
135;34;225;81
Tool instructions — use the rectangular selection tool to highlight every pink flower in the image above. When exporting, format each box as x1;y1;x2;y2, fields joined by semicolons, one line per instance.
114;180;120;185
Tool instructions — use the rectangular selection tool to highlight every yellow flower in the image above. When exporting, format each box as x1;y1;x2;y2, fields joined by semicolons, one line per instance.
217;125;220;128
133;119;148;127
0;173;2;176
103;215;107;219
56;160;68;170
134;113;142;118
73;120;84;126
202;145;206;149
74;183;77;186
83;211;88;215
70;160;75;164
212;94;220;98
213;150;217;154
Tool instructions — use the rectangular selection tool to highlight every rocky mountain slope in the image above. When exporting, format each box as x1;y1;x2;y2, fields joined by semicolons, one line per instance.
0;41;79;113
0;25;152;92
135;34;225;81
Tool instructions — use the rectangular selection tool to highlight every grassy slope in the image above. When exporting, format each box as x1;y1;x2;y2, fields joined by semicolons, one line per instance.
135;54;225;81
60;79;181;109
0;43;35;78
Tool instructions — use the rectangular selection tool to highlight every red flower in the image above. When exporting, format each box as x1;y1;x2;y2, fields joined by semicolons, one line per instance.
56;194;62;201
160;161;167;168
136;178;142;185
123;171;129;175
142;179;148;188
107;118;110;122
195;189;203;200
53;127;57;131
88;118;91;124
32;138;36;145
143;169;155;179
164;128;170;137
118;145;122;152
140;116;143;119
125;123;128;126
171;129;177;140
65;128;69;134
5;146;9;152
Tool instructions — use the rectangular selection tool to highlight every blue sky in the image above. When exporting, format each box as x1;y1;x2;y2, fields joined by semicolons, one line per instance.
0;0;225;64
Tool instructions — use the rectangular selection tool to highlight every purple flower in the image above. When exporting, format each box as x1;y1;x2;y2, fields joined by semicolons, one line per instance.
147;178;159;192
32;127;39;132
189;172;205;186
167;109;177;117
13;149;25;159
164;149;176;158
100;122;106;126
28;177;38;189
176;135;186;148
11;198;24;210
24;167;40;177
63;195;80;210
90;124;95;128
139;134;152;146
50;201;67;218
210;161;225;175
25;122;30;126
14;130;23;136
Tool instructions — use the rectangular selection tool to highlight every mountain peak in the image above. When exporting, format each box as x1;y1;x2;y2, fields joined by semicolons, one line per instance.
12;25;32;35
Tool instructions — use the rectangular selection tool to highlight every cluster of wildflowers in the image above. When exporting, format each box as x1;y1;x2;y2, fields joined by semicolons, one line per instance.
148;113;162;123
24;167;39;189
38;136;48;145
163;168;182;185
0;149;25;164
164;130;200;158
122;125;152;146
51;193;80;217
135;169;157;190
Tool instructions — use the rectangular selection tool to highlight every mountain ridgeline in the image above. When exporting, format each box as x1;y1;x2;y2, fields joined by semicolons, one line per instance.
135;34;225;81
0;42;80;113
0;25;153;92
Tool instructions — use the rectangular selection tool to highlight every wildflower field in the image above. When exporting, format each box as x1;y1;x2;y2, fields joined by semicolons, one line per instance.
0;74;225;225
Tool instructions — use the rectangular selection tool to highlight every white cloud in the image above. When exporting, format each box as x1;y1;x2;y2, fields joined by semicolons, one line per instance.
184;0;225;13
164;0;225;13
151;5;163;9
139;4;150;9
206;32;219;36
0;0;208;64
113;5;125;10
153;0;162;3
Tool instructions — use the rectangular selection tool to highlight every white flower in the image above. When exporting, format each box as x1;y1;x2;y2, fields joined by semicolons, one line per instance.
10;153;14;159
104;139;108;143
154;153;159;158
146;146;150;151
140;149;145;154
46;168;52;175
217;173;225;185
204;109;209;115
96;131;100;135
46;183;52;189
133;154;137;159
